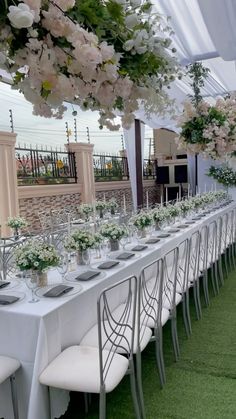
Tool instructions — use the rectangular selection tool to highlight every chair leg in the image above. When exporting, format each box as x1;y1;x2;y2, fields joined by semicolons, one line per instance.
182;294;190;337
218;258;224;286
171;315;180;361
202;270;210;306
213;262;220;294
196;279;202;318
10;375;19;419
154;327;166;388
84;393;89;414
185;289;192;335
210;265;217;296
224;252;229;277
193;282;200;320
129;360;142;419
99;387;106;419
135;351;146;419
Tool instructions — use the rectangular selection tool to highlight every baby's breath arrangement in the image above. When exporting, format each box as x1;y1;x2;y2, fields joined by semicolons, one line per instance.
100;223;127;241
7;216;28;229
15;240;59;271
95;201;107;211
64;229;96;251
152;207;169;222
79;203;93;216
131;212;153;230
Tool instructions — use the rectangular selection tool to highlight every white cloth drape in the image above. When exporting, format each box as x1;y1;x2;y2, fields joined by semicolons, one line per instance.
198;0;236;61
123;123;145;210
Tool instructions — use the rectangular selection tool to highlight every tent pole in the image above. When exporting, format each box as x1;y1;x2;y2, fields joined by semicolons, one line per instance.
195;153;198;195
135;119;144;209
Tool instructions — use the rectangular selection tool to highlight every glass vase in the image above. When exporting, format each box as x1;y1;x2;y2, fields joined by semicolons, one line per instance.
77;249;90;266
109;239;120;252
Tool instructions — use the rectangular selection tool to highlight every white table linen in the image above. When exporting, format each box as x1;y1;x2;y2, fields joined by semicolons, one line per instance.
0;203;235;419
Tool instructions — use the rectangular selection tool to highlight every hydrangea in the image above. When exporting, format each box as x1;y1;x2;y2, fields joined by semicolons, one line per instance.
79;203;93;215
106;198;119;210
14;240;59;271
99;223;127;240
95;201;107;210
64;229;96;251
207;165;236;186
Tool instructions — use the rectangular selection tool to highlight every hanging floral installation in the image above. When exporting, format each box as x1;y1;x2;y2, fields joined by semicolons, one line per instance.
207;165;236;187
176;63;236;159
0;0;180;130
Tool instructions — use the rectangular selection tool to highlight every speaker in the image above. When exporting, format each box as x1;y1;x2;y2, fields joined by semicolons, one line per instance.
156;166;169;184
174;165;188;183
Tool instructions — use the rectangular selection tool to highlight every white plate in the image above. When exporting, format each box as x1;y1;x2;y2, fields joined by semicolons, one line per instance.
0;290;25;304
66;270;106;283
35;283;82;299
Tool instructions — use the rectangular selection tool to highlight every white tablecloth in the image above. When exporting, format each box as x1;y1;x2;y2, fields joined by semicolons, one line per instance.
0;203;235;419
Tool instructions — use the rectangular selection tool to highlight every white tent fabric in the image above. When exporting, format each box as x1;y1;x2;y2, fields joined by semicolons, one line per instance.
198;0;236;61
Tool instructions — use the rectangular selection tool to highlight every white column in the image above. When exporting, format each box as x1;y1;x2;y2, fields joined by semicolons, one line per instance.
0;131;19;237
66;142;95;203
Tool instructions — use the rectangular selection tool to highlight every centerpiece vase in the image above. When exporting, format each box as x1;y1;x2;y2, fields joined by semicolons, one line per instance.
109;239;119;252
138;228;147;238
99;209;104;219
77;249;90;265
155;221;161;231
13;227;19;241
111;208;115;216
31;270;48;287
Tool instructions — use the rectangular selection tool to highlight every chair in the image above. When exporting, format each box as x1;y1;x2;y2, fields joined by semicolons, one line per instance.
175;238;191;335
198;225;210;306
207;220;220;296
39;276;142;419
0;356;20;419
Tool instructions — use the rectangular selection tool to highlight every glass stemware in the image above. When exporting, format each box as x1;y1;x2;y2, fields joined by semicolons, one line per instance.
25;272;39;303
56;252;69;280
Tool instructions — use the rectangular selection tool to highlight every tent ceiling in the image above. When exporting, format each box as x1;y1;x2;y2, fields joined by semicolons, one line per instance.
1;0;236;130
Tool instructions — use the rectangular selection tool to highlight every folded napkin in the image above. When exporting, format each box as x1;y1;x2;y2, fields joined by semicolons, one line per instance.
43;285;74;297
0;295;19;305
0;281;10;289
98;261;120;269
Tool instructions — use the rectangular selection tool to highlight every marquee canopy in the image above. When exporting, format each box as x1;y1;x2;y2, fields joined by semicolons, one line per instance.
137;0;236;130
1;0;236;130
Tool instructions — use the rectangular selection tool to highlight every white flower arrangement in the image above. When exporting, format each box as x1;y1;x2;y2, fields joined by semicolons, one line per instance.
95;201;107;211
14;240;59;271
165;204;181;218
106;198;119;210
0;0;180;130
79;203;93;216
7;216;28;229
152;207;169;222
100;223;127;241
176;200;194;214
131;212;153;230
64;229;96;251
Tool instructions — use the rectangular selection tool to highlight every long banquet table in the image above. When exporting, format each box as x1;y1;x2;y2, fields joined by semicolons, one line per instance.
0;202;235;419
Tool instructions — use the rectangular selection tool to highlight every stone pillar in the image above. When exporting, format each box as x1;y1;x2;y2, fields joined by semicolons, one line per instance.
66;142;95;203
0;131;19;237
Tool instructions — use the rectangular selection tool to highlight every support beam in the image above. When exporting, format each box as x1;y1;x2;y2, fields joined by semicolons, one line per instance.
135;119;144;208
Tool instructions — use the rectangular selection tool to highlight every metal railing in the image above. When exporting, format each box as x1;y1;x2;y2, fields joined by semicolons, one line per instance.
93;154;129;182
143;159;157;179
16;147;77;186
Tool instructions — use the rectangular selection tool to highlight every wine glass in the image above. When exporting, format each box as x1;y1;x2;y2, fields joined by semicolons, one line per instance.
81;249;91;267
25;272;39;303
57;252;69;280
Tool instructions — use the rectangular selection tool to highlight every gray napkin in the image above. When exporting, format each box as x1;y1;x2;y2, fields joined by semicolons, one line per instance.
0;295;19;305
43;285;74;297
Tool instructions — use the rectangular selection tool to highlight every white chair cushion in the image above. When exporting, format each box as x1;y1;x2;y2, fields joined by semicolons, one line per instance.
80;318;152;354
0;356;20;385
163;292;182;310
39;346;128;393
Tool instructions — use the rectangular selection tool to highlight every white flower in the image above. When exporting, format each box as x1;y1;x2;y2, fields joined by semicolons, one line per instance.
123;40;134;52
125;14;139;29
8;3;35;29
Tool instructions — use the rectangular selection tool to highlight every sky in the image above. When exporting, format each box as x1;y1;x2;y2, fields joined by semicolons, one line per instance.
0;82;154;157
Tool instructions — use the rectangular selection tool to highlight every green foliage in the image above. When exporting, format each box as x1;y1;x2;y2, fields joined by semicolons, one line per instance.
187;62;210;108
208;165;236;186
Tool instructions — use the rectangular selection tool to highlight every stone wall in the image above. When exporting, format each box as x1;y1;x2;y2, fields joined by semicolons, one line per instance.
18;181;160;232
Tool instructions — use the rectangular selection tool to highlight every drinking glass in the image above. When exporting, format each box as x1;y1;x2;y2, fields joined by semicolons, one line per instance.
57;252;69;280
25;272;39;303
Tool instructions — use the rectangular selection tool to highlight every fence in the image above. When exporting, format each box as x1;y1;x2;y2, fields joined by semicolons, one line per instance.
93;154;157;182
15;146;157;185
15;147;77;186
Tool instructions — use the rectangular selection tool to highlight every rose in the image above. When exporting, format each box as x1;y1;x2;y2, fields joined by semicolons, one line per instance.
7;3;35;29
